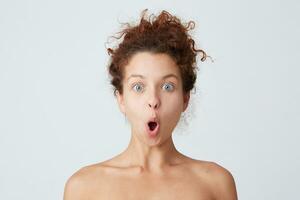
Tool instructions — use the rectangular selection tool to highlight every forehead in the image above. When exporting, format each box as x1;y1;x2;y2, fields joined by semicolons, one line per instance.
124;52;180;80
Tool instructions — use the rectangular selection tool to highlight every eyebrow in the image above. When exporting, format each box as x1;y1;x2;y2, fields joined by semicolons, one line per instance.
127;74;179;81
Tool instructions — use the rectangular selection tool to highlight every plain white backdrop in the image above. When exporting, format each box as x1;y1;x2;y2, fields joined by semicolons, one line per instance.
0;0;299;199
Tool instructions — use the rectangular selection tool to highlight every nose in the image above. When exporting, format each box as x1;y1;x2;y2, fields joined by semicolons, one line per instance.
148;92;160;110
148;101;159;109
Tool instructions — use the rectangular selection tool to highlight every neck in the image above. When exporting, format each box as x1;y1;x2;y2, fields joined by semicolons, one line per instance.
122;132;182;173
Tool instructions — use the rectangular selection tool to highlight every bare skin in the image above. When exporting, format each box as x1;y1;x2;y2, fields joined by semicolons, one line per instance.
64;52;238;200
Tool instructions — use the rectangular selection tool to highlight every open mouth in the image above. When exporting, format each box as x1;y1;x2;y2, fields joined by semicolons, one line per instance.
146;117;160;137
148;121;158;131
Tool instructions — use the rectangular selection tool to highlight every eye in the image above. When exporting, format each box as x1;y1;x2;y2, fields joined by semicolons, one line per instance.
162;82;174;92
132;83;144;93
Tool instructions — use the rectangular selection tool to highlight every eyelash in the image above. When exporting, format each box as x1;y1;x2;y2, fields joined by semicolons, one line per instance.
131;82;175;93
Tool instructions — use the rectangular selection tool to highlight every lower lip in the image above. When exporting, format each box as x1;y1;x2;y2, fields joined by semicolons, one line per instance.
146;123;160;138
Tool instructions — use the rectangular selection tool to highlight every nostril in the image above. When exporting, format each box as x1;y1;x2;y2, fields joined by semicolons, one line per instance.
149;103;158;108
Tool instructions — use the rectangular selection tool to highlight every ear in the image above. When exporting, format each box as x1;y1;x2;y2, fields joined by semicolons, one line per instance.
182;92;190;112
116;90;126;115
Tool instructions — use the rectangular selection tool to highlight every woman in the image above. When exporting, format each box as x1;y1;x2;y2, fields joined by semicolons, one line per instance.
64;9;238;200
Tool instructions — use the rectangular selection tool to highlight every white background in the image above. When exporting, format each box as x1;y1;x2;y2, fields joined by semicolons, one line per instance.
0;0;299;199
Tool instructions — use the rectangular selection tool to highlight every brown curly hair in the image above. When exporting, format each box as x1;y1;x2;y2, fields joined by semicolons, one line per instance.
106;9;208;96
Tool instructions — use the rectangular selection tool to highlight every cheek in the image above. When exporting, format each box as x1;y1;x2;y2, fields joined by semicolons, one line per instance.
123;95;144;120
163;93;183;109
158;96;183;134
161;95;183;120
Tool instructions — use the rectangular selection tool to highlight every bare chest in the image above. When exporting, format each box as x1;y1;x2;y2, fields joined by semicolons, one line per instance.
88;172;215;200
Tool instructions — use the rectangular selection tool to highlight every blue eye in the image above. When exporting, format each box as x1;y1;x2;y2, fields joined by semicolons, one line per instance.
132;83;144;92
162;83;174;91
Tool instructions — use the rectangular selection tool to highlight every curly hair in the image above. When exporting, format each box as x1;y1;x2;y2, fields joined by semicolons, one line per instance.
106;9;208;96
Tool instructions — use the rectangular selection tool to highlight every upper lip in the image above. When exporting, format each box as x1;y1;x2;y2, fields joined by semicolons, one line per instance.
147;116;159;124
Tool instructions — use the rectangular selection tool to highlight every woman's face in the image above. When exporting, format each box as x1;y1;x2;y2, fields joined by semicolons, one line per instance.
116;52;190;146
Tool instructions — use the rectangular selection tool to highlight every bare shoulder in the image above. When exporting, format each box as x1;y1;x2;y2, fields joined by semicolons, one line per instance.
192;160;238;200
63;163;106;200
